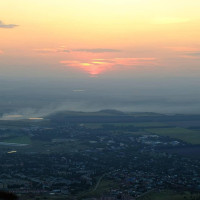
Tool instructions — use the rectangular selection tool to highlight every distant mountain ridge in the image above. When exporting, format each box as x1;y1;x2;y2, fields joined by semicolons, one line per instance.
47;109;164;118
46;110;200;124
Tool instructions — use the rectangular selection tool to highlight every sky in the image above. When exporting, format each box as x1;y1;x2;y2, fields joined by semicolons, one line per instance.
0;0;200;115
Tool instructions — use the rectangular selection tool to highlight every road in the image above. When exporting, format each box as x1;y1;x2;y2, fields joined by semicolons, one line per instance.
93;173;107;192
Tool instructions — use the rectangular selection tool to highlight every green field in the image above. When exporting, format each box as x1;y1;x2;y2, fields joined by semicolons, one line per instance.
138;190;200;200
146;127;200;144
84;122;167;129
77;179;117;199
0;119;50;129
3;135;32;144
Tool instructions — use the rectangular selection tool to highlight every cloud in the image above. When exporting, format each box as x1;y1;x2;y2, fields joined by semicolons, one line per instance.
166;46;200;58
73;48;121;53
184;52;200;57
62;49;70;53
179;52;200;59
34;47;120;54
34;48;70;54
114;57;156;66
166;46;199;52
0;20;18;28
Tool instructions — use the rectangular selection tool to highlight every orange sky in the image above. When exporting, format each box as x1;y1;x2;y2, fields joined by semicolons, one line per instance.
0;0;200;77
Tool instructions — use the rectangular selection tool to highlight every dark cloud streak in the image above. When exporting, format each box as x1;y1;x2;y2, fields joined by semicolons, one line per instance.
185;52;200;56
0;21;18;29
73;48;121;53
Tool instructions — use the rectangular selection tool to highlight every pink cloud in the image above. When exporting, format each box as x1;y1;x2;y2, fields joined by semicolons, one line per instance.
114;57;156;66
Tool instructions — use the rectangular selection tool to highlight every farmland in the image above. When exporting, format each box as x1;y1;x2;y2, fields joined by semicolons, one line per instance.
146;127;200;144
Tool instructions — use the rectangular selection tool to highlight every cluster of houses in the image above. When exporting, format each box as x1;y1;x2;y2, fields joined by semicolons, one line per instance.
0;124;199;199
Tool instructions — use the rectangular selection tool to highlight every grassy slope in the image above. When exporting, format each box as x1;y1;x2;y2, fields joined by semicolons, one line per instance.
3;135;32;144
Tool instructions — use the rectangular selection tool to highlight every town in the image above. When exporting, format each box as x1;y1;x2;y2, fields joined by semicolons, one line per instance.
0;114;200;199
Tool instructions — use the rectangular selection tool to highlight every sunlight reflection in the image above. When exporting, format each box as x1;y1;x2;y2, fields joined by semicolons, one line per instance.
60;57;156;76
